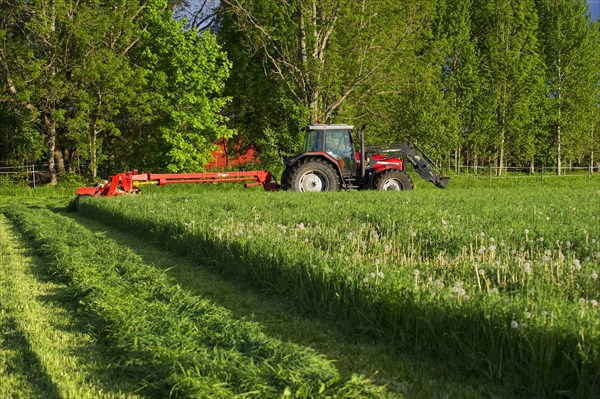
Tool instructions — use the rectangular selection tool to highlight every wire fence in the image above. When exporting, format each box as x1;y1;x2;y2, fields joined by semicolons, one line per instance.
453;165;598;182
0;164;46;187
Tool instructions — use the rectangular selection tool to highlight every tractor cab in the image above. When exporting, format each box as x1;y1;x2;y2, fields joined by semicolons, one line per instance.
303;124;356;176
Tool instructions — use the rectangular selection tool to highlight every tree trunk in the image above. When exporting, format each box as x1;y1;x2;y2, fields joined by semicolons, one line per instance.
557;123;562;176
45;113;58;185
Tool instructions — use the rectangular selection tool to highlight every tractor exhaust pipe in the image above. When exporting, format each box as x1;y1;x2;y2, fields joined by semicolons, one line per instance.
359;124;366;180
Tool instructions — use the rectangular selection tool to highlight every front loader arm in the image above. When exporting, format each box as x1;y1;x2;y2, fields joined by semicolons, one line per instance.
366;142;449;188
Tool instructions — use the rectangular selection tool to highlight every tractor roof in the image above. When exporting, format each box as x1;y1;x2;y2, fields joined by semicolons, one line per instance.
305;124;354;131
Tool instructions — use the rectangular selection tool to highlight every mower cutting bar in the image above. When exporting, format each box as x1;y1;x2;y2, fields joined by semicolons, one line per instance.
76;169;279;197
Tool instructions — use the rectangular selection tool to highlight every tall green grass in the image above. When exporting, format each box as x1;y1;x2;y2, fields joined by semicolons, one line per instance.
78;184;600;398
5;204;387;398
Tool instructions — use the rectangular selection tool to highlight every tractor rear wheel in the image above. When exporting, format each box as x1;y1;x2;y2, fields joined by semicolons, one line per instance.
375;170;413;191
282;158;341;192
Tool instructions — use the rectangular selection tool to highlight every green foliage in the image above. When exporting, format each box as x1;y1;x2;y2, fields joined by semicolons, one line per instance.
0;0;232;177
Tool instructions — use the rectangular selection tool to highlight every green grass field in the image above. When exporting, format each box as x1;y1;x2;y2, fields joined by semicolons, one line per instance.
1;176;599;398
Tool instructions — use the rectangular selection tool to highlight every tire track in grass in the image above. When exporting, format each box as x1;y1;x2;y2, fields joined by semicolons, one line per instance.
0;214;144;399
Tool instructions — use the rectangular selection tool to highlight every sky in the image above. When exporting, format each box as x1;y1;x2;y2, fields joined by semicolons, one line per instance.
589;0;600;20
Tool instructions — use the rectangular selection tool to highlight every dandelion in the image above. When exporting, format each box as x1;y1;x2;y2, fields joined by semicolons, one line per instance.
489;245;497;252
524;262;532;274
524;228;529;235
524;311;532;319
363;277;369;284
590;300;598;307
413;269;420;277
296;223;305;230
510;320;519;329
370;272;376;279
591;271;598;280
480;232;485;238
478;268;486;276
434;279;445;289
573;259;581;271
377;271;384;278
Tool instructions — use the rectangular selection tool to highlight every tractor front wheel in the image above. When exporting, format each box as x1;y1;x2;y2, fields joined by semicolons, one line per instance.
282;159;341;192
375;170;413;191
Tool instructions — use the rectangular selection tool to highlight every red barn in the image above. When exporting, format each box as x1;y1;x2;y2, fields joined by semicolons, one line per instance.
206;139;259;170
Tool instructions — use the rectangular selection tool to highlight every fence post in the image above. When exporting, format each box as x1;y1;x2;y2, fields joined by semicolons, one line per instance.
489;164;492;183
541;166;544;183
32;164;36;187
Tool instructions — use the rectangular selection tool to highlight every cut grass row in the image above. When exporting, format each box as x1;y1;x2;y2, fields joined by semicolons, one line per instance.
77;185;600;398
0;213;143;398
3;204;388;398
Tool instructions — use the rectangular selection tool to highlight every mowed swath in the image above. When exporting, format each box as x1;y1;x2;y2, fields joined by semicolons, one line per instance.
77;182;600;398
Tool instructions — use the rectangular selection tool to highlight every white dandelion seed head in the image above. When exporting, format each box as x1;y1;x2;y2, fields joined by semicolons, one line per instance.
591;271;598;280
413;269;420;277
378;271;384;278
510;320;519;329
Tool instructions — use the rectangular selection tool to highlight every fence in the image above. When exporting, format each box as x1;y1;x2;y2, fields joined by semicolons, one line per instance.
453;165;598;183
0;164;46;187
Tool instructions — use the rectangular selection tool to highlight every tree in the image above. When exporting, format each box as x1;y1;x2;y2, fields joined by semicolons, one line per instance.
218;0;430;163
536;0;600;174
1;0;232;179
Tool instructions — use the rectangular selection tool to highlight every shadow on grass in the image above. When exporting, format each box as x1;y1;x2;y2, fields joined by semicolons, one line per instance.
60;206;529;399
69;201;600;399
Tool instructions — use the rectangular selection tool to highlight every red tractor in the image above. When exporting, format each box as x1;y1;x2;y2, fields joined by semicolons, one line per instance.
281;124;449;192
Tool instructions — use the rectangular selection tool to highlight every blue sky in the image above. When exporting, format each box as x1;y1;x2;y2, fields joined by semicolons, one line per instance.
589;0;600;20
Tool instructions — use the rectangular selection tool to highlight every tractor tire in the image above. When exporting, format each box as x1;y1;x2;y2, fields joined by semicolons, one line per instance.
282;158;341;192
375;170;413;191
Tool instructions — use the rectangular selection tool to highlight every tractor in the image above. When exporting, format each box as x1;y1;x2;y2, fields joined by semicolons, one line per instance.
280;124;449;192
